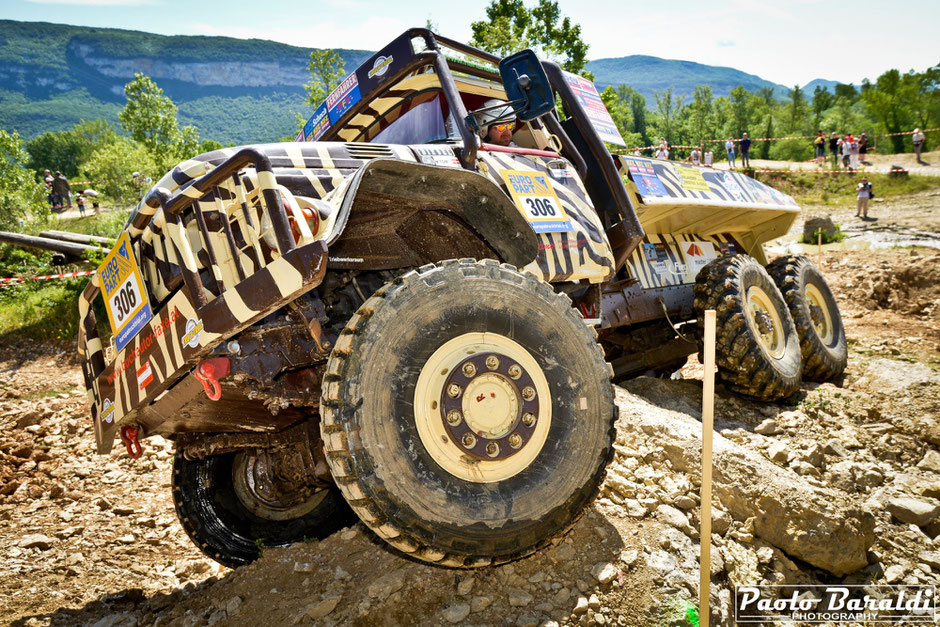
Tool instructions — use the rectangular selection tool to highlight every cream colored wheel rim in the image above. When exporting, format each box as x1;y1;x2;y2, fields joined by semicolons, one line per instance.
747;286;786;359
804;284;834;344
414;332;552;484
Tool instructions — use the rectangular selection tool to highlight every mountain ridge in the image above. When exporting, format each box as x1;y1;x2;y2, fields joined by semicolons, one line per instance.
0;19;841;144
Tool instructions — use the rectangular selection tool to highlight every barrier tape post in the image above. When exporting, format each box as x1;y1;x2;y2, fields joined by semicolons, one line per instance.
699;309;716;627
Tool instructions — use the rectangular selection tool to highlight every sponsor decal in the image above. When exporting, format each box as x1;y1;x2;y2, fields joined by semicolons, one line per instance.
309;102;330;141
642;242;668;262
136;361;153;390
100;398;114;424
681;241;716;275
735;584;935;623
414;146;461;168
182;317;203;349
674;164;711;193
329;257;365;264
623;158;668;197
106;307;181;386
327;72;362;124
562;71;625;146
719;241;737;256
721;172;745;201
97;232;152;351
368;55;393;79
500;170;573;233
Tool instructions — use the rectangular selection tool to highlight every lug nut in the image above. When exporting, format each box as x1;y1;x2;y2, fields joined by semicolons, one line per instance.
446;410;462;426
522;412;536;427
522;386;536;401
485;442;500;457
462;362;476;377
485;355;499;370
508;364;521;379
447;383;462;398
508;433;523;449
461;432;477;449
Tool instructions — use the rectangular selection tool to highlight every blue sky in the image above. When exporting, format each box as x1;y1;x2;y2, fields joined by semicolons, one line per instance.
3;0;937;87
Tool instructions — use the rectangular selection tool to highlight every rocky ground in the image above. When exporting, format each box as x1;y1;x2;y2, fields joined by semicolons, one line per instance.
1;246;939;626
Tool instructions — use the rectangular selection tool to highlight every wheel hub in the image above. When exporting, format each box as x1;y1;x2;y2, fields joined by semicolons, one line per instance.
804;284;834;344
232;450;328;521
440;353;539;460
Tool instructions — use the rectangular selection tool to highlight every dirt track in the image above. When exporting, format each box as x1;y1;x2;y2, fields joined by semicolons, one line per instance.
1;202;939;625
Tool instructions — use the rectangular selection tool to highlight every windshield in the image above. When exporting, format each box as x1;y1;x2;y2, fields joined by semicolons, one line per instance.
371;94;447;145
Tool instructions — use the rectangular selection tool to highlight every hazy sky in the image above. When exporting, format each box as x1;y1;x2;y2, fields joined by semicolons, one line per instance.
3;0;937;87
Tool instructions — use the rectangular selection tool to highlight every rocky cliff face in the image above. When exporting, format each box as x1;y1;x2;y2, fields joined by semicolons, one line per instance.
67;40;309;89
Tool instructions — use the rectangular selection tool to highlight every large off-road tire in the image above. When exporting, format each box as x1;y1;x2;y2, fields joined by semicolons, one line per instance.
766;255;847;381
172;450;355;567
320;259;615;567
694;254;802;401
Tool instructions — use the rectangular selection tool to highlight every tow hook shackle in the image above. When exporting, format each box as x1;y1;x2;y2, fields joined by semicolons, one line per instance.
194;357;231;402
120;425;143;459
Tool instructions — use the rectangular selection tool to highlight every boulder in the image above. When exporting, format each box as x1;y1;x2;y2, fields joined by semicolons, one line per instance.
803;216;839;244
615;384;876;576
886;497;940;526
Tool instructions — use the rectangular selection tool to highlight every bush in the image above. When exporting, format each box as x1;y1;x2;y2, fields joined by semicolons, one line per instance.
768;138;813;162
0;130;46;230
82;137;157;207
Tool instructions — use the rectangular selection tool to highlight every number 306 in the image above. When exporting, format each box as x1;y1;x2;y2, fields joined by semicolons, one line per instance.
114;281;137;320
524;197;556;217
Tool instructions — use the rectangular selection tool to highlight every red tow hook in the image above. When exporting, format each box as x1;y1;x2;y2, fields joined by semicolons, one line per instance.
120;425;143;459
193;357;231;401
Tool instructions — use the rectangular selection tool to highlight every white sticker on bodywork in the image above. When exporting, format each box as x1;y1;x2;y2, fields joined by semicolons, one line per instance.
681;241;717;276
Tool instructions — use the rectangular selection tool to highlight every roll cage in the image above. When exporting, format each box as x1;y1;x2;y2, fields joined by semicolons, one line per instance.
299;28;644;267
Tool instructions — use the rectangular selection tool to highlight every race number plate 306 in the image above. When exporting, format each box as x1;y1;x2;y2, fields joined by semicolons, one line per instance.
96;232;153;351
500;170;573;233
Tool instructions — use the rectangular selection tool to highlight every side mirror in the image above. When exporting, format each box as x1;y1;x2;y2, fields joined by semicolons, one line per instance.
499;49;554;122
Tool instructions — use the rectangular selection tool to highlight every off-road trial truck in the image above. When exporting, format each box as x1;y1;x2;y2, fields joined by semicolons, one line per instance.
78;29;846;568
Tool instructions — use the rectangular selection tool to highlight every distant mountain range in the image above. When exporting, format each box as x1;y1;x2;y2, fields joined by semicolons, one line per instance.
0;19;847;144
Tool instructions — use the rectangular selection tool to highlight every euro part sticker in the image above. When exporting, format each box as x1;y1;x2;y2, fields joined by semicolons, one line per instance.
97;232;152;351
100;398;114;424
327;72;361;124
674;164;711;193
500;170;573;233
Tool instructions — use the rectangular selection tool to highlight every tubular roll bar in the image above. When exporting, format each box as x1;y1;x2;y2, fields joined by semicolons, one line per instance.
79;148;297;381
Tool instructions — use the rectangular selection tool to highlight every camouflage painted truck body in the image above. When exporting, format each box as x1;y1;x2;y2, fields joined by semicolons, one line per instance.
76;29;839;568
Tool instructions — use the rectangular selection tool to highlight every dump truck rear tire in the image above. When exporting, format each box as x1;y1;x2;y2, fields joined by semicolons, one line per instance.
320;259;615;567
172;450;354;567
694;254;802;401
766;255;847;381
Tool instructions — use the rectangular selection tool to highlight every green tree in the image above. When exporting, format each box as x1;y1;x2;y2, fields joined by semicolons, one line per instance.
119;73;200;172
470;0;588;73
81;137;157;207
652;88;684;146
688;85;715;146
304;49;346;107
729;86;751;137
811;86;834;130
0;130;45;230
26;120;118;179
786;85;808;133
862;69;910;152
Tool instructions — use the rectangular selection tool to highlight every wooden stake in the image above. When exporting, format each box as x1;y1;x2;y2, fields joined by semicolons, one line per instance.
699;309;716;627
817;229;822;258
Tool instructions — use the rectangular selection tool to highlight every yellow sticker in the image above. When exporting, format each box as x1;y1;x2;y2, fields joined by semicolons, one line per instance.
96;232;152;351
500;169;573;233
674;164;711;193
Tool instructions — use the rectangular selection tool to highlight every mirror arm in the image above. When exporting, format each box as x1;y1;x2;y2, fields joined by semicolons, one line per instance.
428;44;478;169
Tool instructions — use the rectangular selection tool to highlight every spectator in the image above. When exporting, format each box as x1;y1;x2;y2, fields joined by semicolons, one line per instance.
689;146;702;166
83;189;100;214
858;132;870;165
43;169;55;209
841;135;852;169
856;177;873;219
912;128;926;164
76;193;86;217
51;171;71;210
657;137;670;160
725;138;736;168
704;147;714;167
848;135;860;170
633;146;641;157
813;130;826;164
829;132;840;169
740;132;752;168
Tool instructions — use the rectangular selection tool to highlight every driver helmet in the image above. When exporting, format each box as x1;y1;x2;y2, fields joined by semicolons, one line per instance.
476;99;515;138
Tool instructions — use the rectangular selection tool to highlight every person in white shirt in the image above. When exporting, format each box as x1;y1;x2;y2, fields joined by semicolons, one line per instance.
704;148;714;167
689;146;702;166
912;128;926;164
725;139;736;169
856;177;873;219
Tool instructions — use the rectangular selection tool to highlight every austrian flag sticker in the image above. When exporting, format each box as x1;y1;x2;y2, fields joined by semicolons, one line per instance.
136;361;153;390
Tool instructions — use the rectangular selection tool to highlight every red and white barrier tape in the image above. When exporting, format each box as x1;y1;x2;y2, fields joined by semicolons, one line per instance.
0;270;96;285
751;168;909;174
